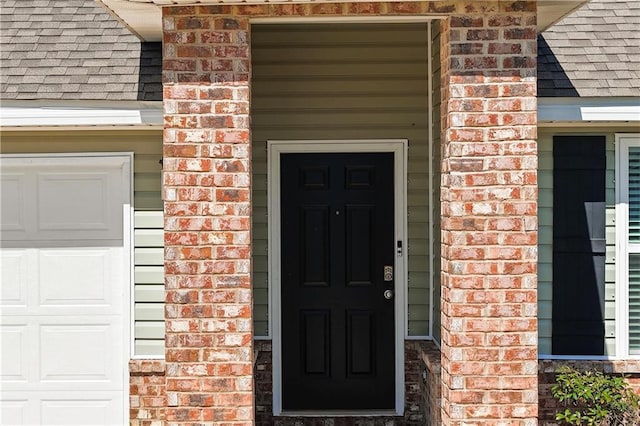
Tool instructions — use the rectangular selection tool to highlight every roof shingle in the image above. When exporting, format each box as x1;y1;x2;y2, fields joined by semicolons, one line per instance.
538;0;640;97
0;0;162;101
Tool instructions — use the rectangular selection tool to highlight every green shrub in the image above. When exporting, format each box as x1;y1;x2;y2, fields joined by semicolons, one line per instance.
551;367;640;425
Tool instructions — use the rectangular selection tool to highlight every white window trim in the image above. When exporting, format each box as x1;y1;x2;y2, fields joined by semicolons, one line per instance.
267;139;408;417
615;133;640;359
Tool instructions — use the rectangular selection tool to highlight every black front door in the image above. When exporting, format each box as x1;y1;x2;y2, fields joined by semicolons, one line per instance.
281;152;395;410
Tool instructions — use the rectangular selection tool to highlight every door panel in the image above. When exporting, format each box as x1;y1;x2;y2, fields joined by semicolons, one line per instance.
281;152;395;410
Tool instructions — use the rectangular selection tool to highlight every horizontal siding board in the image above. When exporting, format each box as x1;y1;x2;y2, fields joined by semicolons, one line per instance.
408;320;428;336
135;340;165;357
407;241;428;256
251;111;428;127
135;248;164;265
135;266;164;285
135;193;163;210
254;305;269;324
252;47;428;62
539;188;553;207
135;154;164;173
254;95;429;110
135;229;164;247
135;285;165;303
252;25;427;44
253;272;269;289
135;303;164;321
539;263;552;282
408;288;429;303
408;256;429;273
255;321;269;337
0;130;162;154
408;307;429;321
253;63;428;77
135;211;164;228
135;173;162;192
135;322;165;339
408;272;428;288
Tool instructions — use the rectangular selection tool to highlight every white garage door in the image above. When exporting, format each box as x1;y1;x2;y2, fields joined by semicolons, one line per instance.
0;154;131;425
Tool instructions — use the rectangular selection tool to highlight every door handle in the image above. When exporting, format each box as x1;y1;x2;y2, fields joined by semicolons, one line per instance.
384;289;394;300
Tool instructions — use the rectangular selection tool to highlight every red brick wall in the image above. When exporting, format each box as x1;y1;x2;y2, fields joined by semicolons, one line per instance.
159;2;540;424
438;2;539;424
129;360;166;425
162;7;254;424
417;341;442;425
254;341;426;424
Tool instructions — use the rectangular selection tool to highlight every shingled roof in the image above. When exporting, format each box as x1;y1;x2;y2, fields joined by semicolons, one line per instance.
1;0;638;101
0;0;161;101
538;0;640;97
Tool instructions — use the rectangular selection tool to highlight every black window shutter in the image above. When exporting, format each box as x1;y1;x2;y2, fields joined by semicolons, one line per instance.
552;136;606;355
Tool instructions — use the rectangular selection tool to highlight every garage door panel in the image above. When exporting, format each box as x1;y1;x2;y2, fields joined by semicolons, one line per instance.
41;396;121;425
40;322;121;385
0;392;124;425
36;171;119;234
0;325;30;383
0;399;28;425
0;250;30;307
0;172;30;234
1;157;127;243
39;249;116;310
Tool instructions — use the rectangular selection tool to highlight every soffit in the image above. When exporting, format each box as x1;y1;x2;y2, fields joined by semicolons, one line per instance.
98;0;587;42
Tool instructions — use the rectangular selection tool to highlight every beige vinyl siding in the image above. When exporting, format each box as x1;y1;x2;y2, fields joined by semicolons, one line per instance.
430;20;442;343
251;23;431;337
537;129;616;356
1;130;165;356
134;210;165;356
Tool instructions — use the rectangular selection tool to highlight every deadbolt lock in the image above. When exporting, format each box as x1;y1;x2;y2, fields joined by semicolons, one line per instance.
384;265;393;282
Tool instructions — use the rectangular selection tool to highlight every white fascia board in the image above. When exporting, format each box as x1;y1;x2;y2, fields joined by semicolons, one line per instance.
581;106;640;121
0;102;163;127
538;98;640;123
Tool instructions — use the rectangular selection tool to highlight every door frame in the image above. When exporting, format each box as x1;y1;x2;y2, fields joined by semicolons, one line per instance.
0;152;133;424
267;140;408;416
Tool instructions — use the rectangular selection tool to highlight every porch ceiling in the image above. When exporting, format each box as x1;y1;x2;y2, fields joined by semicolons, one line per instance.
98;0;587;42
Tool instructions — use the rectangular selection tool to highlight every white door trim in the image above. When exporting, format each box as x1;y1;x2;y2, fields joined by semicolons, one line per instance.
0;152;133;423
267;139;408;416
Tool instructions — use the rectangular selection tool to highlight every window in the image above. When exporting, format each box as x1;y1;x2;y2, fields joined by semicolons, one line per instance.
615;133;640;358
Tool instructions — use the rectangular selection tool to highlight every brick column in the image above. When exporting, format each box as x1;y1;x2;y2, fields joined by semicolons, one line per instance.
162;6;253;424
439;2;538;424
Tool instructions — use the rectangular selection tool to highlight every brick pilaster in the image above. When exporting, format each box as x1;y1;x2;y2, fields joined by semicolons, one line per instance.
439;2;538;424
162;7;253;425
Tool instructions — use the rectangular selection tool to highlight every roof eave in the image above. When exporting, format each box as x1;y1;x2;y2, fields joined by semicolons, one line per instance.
98;0;588;42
